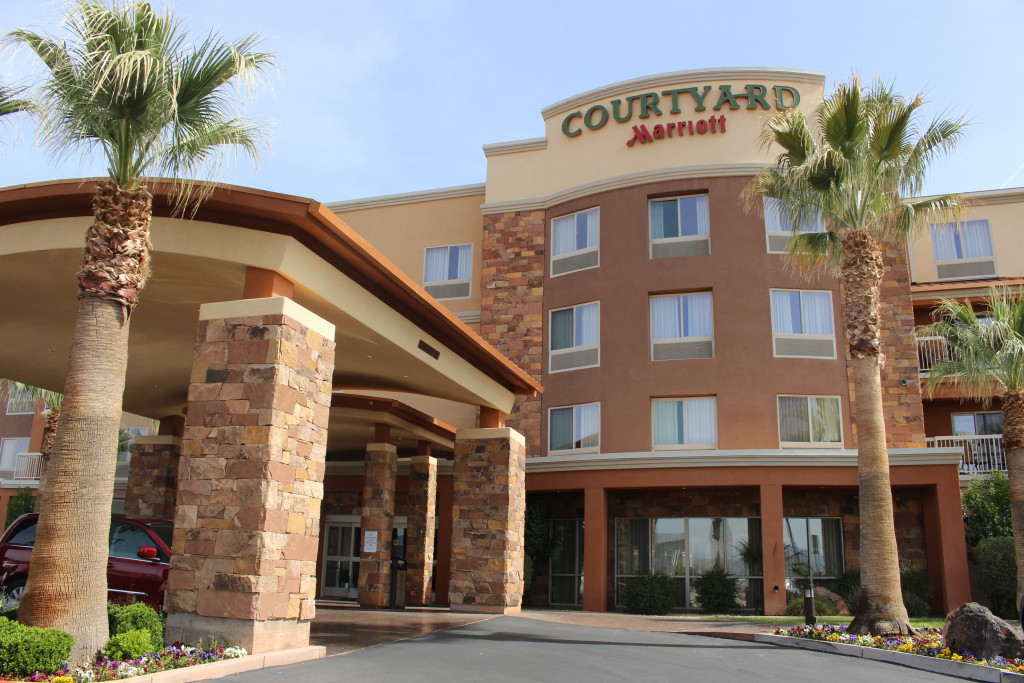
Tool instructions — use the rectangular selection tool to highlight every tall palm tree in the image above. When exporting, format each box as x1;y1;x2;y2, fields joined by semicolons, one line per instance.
7;0;273;661
747;78;966;635
923;288;1024;617
0;82;30;119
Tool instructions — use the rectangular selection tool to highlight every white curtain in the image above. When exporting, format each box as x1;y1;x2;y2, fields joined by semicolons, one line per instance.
812;397;841;442
961;220;993;258
691;196;710;236
779;396;810;442
424;246;448;283
684;398;716;444
651;296;682;339
685;293;713;337
930;223;958;260
553;215;575;256
576;403;600;449
453;244;472;279
771;291;797;334
653;401;678;445
763;197;785;232
575;302;599;346
651;201;672;239
580;208;599;250
800;292;833;335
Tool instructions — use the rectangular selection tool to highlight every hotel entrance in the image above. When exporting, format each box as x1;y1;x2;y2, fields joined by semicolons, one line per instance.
321;515;407;600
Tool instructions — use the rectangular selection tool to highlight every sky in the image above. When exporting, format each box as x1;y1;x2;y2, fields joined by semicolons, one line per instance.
0;0;1021;203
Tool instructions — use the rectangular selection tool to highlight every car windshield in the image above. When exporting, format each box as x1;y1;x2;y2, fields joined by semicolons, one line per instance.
149;524;173;550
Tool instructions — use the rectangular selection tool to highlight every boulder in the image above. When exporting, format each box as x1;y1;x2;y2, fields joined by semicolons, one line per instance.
813;586;851;616
944;602;1024;660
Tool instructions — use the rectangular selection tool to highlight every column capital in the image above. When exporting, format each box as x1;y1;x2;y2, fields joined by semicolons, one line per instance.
455;427;525;448
198;297;335;340
365;442;398;454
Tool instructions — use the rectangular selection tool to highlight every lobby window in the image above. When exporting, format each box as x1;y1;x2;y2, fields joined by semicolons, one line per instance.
770;289;836;359
5;387;35;415
549;402;600;454
930;219;997;280
423;243;472;300
551;207;599;277
763;197;824;253
652;397;716;449
778;395;842;447
549;302;599;372
650;292;714;360
649;195;710;258
784;517;844;595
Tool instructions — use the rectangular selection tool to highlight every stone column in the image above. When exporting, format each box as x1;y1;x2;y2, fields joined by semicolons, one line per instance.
760;483;786;615
449;427;525;614
123;436;182;519
164;297;335;654
358;443;397;608
406;454;437;606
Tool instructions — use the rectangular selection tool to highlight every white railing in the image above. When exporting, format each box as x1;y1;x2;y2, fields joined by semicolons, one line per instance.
926;434;1006;474
14;452;41;479
917;335;949;376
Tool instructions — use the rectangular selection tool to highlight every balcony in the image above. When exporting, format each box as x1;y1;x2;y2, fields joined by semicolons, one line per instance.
925;434;1005;474
0;452;132;483
917;335;949;377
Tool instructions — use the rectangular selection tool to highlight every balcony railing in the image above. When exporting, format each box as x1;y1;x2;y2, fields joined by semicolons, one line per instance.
926;434;1005;474
917;335;949;377
14;452;41;479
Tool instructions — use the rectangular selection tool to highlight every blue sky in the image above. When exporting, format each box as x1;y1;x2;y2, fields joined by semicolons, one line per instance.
1;0;1021;202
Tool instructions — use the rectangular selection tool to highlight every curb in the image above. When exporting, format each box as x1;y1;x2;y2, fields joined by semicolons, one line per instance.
120;645;327;683
755;634;1024;683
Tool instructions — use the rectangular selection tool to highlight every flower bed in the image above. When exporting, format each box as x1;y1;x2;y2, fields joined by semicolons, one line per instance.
774;624;1024;674
4;643;248;682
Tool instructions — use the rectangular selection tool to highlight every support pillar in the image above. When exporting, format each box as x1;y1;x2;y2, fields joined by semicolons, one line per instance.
358;443;397;608
923;477;971;613
406;453;437;606
449;427;525;614
434;474;453;607
164;297;335;654
582;487;607;611
760;483;786;615
123;436;181;519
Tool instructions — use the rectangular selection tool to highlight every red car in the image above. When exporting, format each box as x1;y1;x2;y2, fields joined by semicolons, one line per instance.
0;513;172;610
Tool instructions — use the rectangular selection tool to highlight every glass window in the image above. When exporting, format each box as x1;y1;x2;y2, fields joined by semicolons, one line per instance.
6;517;37;546
770;290;833;335
109;521;160;560
778;396;842;446
763;198;824;233
0;438;29;471
551;302;599;351
552;208;599;257
650;196;709;239
549;519;583;605
5;388;35;415
930;220;993;261
652;397;717;448
650;293;713;341
424;244;472;283
784;517;844;595
549;403;600;453
953;412;1004;436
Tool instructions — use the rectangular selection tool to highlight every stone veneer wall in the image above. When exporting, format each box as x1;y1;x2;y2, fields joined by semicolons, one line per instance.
449;428;526;613
480;211;544;454
406;455;437;606
123;437;181;519
357;444;397;608
845;241;927;448
165;302;334;653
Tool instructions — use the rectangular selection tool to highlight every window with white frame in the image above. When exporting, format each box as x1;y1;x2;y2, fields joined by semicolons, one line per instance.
770;289;836;358
549;403;600;454
549;302;599;372
649;195;710;258
0;437;29;474
778;395;842;447
650;292;714;360
952;411;1003;436
652;397;717;449
5;387;35;415
552;208;599;276
930;220;996;280
423;243;472;300
763;197;824;253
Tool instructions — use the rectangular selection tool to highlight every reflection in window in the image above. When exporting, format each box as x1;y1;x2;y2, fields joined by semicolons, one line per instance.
783;517;844;596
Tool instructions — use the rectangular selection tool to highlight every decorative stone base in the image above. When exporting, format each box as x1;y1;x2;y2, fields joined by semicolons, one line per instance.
165;613;310;654
358;443;397;608
449;427;526;612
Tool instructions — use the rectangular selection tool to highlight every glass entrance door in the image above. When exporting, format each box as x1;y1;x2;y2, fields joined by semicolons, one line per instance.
322;520;360;598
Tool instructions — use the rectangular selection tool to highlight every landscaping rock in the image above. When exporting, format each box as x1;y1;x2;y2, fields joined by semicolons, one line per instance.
814;587;851;616
944;602;1024;660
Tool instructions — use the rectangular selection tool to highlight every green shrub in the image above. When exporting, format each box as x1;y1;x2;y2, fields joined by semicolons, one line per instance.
0;616;73;677
4;488;34;526
784;595;837;617
962;471;1012;547
835;570;861;605
623;572;676;615
900;567;933;617
108;602;163;649
692;566;740;614
105;628;155;660
974;536;1018;618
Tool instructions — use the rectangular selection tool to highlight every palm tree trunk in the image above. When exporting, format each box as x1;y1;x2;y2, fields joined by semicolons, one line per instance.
33;409;60;513
18;181;151;663
1001;391;1024;617
841;230;912;635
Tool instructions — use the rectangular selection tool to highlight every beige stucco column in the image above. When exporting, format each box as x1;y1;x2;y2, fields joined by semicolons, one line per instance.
358;442;397;608
123;436;182;519
449;427;526;614
164;297;335;654
406;452;437;606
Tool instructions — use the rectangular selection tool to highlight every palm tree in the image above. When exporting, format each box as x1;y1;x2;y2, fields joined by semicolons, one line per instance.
0;82;30;119
923;288;1024;617
7;1;273;661
747;78;966;635
0;380;62;508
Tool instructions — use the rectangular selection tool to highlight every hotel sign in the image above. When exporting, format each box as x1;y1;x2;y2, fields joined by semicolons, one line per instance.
559;83;801;147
